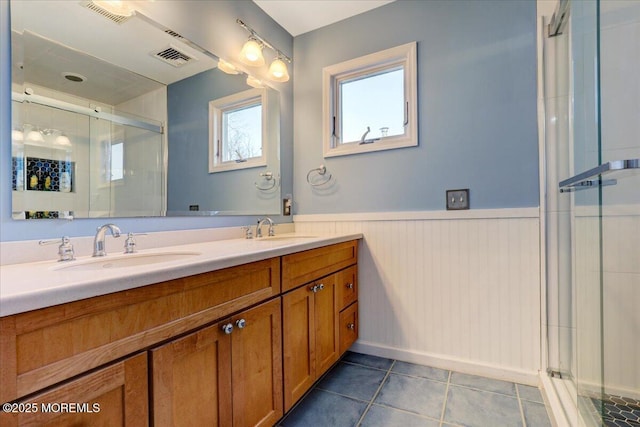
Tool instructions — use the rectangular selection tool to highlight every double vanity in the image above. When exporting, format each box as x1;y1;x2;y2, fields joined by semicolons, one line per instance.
0;232;361;426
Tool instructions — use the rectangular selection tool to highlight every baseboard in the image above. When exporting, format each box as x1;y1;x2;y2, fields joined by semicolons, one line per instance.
351;340;540;387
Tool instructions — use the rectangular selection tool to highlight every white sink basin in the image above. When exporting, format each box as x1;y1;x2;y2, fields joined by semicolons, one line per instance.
256;235;318;241
53;251;202;271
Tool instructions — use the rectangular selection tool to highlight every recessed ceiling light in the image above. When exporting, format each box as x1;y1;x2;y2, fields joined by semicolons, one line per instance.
62;72;86;83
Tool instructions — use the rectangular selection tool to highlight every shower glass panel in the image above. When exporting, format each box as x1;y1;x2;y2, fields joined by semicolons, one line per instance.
596;0;640;424
549;0;640;425
88;118;164;218
11;99;164;219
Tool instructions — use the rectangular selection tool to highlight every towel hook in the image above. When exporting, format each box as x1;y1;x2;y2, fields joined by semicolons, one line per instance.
306;164;332;187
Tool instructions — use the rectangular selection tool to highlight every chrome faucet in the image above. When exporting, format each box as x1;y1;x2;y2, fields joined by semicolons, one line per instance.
93;224;121;257
255;217;275;238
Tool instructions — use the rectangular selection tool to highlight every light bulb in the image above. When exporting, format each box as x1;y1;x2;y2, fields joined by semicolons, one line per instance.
268;58;289;82
240;39;265;67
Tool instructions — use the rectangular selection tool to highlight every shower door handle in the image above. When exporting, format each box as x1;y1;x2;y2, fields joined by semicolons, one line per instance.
559;159;639;193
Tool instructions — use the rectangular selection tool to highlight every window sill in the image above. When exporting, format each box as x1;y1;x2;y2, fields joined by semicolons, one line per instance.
324;136;417;158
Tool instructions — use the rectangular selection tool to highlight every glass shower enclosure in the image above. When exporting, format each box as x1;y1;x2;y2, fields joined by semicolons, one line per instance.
544;0;639;426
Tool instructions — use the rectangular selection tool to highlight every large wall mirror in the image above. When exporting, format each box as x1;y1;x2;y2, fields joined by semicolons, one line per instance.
10;0;281;220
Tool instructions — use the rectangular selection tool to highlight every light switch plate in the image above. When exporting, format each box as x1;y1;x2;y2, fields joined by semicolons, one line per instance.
446;189;469;210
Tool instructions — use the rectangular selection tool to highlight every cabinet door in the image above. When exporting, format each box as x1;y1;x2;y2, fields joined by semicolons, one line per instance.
314;275;340;375
283;285;316;412
151;323;232;427
0;353;148;427
230;299;283;427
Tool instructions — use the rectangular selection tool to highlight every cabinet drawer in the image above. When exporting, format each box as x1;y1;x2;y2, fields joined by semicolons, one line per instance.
339;302;358;355
336;265;358;311
282;240;357;292
0;353;148;427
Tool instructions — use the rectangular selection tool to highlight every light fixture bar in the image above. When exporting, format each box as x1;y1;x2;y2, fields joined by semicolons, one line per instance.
236;19;291;64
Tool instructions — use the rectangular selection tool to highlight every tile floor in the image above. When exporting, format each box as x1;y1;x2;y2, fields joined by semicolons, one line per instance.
591;395;640;427
279;352;553;427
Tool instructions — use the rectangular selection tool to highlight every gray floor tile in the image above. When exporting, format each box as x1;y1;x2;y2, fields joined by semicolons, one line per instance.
342;351;394;371
522;400;552;427
374;373;447;419
316;362;387;401
360;404;440;427
280;389;367;427
450;372;517;396
518;384;545;403
392;361;449;382
444;385;523;427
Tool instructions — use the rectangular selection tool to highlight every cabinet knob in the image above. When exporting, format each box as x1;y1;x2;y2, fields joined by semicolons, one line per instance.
347;323;356;330
317;283;325;291
346;283;354;289
310;284;318;293
221;323;234;334
235;319;246;329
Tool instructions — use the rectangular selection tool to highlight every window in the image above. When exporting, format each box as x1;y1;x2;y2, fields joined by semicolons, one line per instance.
110;142;124;181
209;88;266;172
100;139;124;186
323;42;417;157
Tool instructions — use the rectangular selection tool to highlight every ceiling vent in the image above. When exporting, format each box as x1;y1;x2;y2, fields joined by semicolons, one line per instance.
80;1;134;24
152;45;195;68
164;29;185;40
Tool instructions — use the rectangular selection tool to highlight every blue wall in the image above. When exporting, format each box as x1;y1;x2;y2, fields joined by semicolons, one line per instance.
292;0;539;214
0;0;293;242
167;68;281;214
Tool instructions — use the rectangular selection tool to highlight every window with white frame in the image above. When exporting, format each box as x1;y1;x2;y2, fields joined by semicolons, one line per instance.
209;88;266;172
323;42;418;157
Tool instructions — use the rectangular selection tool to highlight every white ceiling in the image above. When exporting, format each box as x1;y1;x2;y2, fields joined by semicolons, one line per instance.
253;0;395;36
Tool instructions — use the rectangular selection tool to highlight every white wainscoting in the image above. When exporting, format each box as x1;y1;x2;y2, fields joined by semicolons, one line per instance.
295;208;542;385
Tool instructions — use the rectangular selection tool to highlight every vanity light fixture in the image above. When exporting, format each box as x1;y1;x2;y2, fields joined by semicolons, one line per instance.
91;0;135;17
246;75;264;89
268;56;290;82
25;125;45;143
217;58;240;75
55;133;72;146
240;38;265;67
237;19;291;82
12;129;24;142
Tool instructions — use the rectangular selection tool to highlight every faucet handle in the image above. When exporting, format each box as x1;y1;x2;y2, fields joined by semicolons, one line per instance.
241;226;253;239
39;236;75;262
268;223;277;237
124;232;147;254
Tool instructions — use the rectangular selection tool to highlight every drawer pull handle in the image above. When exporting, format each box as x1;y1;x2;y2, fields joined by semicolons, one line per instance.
221;323;234;334
347;323;355;330
346;283;354;289
235;319;246;329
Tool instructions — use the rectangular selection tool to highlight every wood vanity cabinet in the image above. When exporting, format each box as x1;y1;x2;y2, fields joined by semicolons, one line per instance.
0;239;359;427
150;299;282;427
0;353;148;427
281;242;359;412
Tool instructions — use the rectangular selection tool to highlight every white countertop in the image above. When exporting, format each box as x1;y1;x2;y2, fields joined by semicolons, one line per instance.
0;233;362;317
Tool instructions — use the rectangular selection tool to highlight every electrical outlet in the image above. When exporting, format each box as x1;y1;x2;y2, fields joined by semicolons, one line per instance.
446;189;469;210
